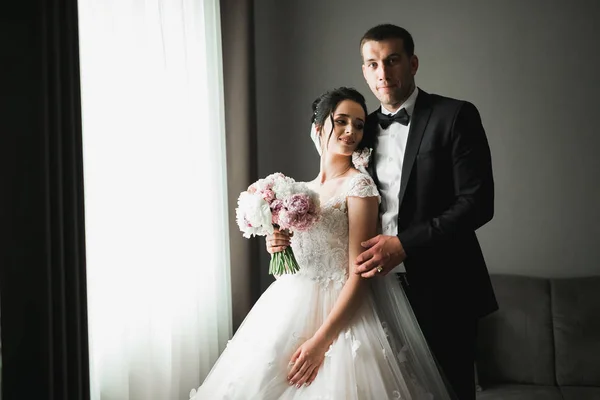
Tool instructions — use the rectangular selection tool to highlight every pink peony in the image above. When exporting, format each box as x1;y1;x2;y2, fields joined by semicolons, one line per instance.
283;193;310;215
270;199;284;225
277;210;297;230
291;214;317;231
277;193;319;232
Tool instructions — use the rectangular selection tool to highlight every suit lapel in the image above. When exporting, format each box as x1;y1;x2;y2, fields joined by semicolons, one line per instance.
398;90;431;208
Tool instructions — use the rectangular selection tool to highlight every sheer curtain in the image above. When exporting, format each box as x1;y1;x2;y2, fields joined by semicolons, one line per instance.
77;1;232;399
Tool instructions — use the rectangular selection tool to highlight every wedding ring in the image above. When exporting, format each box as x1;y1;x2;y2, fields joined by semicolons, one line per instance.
376;266;384;273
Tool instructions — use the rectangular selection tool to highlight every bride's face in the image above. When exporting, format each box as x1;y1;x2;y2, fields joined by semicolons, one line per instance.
318;99;365;157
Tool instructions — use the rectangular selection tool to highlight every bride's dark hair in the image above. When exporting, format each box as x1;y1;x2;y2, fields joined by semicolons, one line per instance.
311;87;374;151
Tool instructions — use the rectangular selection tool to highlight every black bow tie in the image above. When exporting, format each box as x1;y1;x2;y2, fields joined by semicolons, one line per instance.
377;108;410;129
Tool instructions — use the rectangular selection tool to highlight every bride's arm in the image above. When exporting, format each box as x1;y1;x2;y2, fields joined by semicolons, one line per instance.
287;194;379;387
313;195;379;343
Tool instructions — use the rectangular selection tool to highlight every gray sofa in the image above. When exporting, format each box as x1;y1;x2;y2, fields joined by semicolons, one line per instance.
475;274;600;400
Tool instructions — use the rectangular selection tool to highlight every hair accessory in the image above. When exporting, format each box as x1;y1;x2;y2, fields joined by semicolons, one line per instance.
352;147;372;171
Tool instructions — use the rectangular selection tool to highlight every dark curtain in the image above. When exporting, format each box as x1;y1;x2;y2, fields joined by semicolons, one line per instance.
220;0;262;330
0;1;90;399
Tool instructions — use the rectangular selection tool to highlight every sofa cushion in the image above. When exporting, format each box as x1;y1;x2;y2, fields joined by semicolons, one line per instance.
476;384;563;400
560;386;600;400
476;275;555;386
552;276;600;386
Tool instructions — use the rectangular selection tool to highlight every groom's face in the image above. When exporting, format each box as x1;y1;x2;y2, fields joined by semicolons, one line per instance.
361;38;418;111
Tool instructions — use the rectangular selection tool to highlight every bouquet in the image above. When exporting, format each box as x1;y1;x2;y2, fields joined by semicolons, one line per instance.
235;172;320;275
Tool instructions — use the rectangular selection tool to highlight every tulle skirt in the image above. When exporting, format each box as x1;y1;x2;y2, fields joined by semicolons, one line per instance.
190;272;439;400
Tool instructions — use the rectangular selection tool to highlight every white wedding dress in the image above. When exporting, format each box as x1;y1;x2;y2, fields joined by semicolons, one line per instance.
190;173;452;400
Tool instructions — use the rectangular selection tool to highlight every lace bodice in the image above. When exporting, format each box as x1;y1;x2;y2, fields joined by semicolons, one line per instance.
291;173;380;289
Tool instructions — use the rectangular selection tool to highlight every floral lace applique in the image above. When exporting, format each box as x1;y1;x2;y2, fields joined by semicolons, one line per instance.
346;173;380;201
344;328;362;358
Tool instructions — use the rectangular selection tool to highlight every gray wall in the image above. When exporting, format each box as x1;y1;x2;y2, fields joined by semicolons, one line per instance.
253;0;600;292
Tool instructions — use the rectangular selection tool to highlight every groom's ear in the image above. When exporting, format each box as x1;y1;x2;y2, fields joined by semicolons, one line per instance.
410;54;419;76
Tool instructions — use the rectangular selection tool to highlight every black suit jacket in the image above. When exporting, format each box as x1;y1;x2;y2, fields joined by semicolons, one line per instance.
367;88;498;321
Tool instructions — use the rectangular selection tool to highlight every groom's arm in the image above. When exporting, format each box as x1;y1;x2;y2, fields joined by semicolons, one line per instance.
397;101;494;256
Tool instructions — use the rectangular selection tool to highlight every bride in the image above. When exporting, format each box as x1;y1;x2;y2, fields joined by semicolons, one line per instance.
190;87;454;399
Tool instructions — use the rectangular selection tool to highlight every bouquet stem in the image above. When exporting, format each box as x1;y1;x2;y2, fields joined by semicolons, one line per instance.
269;246;300;275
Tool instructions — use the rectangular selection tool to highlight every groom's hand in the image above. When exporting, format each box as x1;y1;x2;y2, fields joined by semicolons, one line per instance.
265;228;291;254
354;235;406;278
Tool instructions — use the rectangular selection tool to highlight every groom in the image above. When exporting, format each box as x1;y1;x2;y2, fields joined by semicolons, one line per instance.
354;24;498;399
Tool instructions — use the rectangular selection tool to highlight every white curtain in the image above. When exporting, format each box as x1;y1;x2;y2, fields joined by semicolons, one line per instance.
77;1;232;399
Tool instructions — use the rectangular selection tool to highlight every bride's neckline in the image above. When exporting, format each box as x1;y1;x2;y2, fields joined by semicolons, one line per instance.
307;172;363;208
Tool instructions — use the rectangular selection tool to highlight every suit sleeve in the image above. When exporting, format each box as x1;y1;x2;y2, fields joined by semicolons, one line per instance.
397;101;494;255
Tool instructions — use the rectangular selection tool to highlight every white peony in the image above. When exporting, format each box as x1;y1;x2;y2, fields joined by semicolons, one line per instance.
270;174;296;198
252;177;272;193
272;180;294;198
235;191;274;238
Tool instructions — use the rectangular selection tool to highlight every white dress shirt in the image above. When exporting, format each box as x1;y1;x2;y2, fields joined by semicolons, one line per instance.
374;87;419;273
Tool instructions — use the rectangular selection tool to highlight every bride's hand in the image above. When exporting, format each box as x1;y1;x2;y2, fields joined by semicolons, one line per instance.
287;336;330;387
265;228;291;254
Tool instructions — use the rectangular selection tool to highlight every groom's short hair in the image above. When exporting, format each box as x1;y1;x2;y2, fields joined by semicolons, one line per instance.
360;24;415;57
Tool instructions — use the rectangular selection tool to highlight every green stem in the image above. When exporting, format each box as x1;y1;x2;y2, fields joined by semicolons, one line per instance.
269;246;300;275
